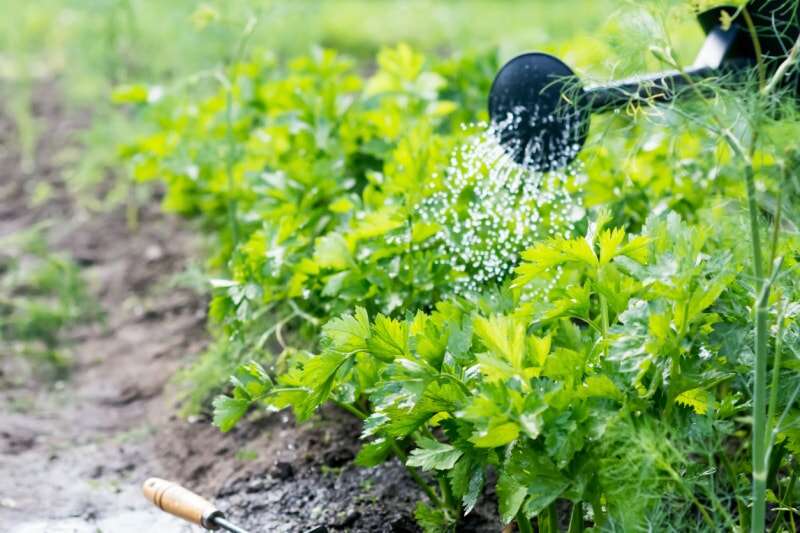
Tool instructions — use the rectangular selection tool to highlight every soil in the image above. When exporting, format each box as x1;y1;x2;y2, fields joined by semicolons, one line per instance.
0;84;503;533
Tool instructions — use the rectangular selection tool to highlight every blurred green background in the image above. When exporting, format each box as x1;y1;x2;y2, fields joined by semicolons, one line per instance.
1;0;710;99
0;0;706;206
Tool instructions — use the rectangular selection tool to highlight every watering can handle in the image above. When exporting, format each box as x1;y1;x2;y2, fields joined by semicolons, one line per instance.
142;477;224;529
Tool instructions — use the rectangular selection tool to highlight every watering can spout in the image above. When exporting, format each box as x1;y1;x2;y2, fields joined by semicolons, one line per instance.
488;1;799;169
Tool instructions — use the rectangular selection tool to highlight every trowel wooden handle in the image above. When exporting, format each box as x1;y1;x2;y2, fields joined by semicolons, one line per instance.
142;477;223;529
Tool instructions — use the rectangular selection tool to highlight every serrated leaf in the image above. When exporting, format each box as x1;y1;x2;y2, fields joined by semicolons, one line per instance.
675;387;709;414
528;335;551;367
322;307;370;352
449;456;471;500
447;316;472;359
367;314;408;361
414;501;454;533
383;381;466;437
599;227;626;265
513;237;598;287
229;361;273;400
474;315;526;372
361;412;390;438
779;427;800;455
406;437;463;471
463;465;484;514
507;446;569;518
266;387;309;411
475;352;515;382
470;421;519;448
541;347;585;387
298;351;350;419
579;375;623;401
355;438;393;467
497;471;527;524
348;207;405;242
212;396;250;433
618;235;650;263
684;271;734;325
449;457;485;514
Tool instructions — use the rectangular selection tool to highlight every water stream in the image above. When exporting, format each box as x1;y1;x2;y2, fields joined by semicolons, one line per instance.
418;114;586;293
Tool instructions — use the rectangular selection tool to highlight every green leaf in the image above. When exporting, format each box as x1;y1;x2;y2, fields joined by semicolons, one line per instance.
513;237;598;287
779;427;800;455
298;351;350;419
449;457;485;514
367;314;409;361
414;501;455;533
322;307;370;352
470;421;519;448
473;315;526;372
579;375;623;401
618;234;650;263
211;362;275;432
541;347;585;387
446;316;473;359
355;438;394;467
212;396;250;432
675;387;710;414
475;352;515;382
449;456;470;500
229;361;273;400
497;471;527;524
314;233;352;270
383;381;466;437
599;227;626;265
406;437;464;471
348;207;405;242
506;446;569;518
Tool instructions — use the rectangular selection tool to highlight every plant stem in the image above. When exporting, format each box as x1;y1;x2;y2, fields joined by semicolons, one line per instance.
741;7;766;90
768;186;783;273
389;440;443;508
767;301;788;434
762;32;800;97
599;294;609;357
720;448;748;530
770;466;796;533
516;510;534;533
745;161;769;533
335;400;367;420
541;501;559;533
660;458;716;528
438;473;458;515
568;501;584;533
224;85;239;246
335;400;445;509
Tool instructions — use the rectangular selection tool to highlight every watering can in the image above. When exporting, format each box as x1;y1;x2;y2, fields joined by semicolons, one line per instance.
488;0;800;170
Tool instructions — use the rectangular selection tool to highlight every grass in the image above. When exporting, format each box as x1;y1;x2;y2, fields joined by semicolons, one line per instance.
0;227;100;379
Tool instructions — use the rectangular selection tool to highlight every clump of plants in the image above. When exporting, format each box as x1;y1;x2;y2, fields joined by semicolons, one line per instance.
128;2;800;531
0;228;99;377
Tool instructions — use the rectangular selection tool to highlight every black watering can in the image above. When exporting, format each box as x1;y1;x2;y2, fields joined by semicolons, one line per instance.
488;0;800;170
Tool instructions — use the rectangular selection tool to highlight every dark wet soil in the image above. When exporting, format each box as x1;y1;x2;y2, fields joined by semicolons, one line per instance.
0;84;503;533
211;409;503;533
